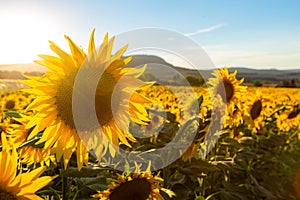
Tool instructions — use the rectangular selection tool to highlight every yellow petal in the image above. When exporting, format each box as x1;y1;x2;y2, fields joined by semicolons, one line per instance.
88;29;96;54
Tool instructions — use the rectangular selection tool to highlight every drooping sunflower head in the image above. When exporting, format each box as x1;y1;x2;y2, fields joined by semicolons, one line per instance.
208;67;247;115
276;104;300;132
92;163;175;200
224;103;245;128
8;116;55;167
23;29;153;169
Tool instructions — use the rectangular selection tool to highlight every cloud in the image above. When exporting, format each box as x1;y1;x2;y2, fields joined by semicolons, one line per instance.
184;24;225;37
156;45;300;70
203;45;300;69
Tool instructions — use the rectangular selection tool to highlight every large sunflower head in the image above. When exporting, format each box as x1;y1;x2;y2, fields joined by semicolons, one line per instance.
91;163;175;200
208;67;247;115
22;29;153;169
0;134;58;199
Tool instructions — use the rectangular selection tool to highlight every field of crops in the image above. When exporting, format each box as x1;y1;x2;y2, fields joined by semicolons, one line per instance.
1;32;300;200
1;77;300;199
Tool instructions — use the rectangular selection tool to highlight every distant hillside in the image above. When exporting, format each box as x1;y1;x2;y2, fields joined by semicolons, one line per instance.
0;63;47;73
1;56;299;85
227;67;300;83
127;55;300;84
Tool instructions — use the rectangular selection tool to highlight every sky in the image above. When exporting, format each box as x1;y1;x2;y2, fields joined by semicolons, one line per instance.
0;0;299;69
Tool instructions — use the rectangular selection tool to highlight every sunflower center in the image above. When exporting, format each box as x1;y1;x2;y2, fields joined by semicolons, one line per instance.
5;100;15;110
56;69;120;130
287;109;300;119
56;71;77;129
250;100;262;120
0;187;17;200
109;178;152;200
95;72;120;126
218;80;234;103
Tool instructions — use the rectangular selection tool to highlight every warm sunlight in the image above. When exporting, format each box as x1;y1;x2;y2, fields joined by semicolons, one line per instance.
0;1;300;199
0;9;60;64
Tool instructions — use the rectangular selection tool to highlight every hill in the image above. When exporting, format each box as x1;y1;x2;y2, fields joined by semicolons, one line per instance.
126;55;300;84
0;56;299;85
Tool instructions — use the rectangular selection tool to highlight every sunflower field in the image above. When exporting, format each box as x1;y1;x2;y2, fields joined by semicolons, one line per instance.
1;31;300;200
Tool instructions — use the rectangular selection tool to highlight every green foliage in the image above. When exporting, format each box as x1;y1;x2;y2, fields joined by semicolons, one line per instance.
185;75;205;86
277;79;298;88
252;80;263;87
3;109;300;199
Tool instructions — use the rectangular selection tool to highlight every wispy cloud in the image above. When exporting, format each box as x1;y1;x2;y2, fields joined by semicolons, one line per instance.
184;24;225;36
157;44;300;70
203;45;300;69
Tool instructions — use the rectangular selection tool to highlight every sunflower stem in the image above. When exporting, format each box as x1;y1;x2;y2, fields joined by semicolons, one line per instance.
60;159;69;200
62;172;68;200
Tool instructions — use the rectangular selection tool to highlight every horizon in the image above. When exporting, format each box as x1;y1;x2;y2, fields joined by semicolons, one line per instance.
0;55;299;72
0;1;299;70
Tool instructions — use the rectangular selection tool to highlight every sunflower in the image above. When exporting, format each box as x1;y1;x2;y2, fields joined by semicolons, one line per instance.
181;116;209;161
142;85;182;122
0;134;58;200
91;164;175;200
142;104;166;143
0;118;11;146
8;116;55;167
208;67;247;116
0;92;31;111
276;105;300;132
1;93;18;110
223;103;245;128
22;30;152;170
180;88;211;122
244;90;268;133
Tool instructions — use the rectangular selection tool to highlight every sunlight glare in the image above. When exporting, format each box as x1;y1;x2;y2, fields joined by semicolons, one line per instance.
0;10;60;64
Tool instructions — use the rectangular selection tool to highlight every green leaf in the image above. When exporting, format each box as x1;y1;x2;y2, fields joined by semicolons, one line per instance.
86;183;108;191
189;95;203;115
167;112;177;122
18;132;43;149
4;110;22;118
63;166;108;177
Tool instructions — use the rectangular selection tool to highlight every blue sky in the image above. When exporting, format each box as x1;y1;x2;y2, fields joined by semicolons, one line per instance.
0;0;299;69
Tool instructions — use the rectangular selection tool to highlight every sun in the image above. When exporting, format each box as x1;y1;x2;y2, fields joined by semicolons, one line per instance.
0;9;59;64
23;29;153;169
